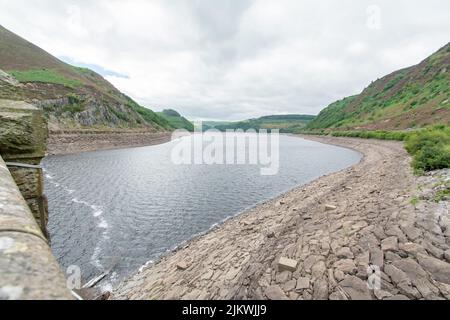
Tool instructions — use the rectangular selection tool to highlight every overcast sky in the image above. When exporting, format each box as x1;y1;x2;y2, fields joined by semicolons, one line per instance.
0;0;449;120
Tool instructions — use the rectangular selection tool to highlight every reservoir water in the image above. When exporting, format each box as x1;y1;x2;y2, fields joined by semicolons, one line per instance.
43;134;361;290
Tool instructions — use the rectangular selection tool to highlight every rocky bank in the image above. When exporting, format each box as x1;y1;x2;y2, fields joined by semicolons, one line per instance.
111;136;450;300
47;130;172;155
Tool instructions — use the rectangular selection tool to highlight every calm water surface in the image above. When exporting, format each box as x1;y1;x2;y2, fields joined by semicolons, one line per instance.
43;134;361;289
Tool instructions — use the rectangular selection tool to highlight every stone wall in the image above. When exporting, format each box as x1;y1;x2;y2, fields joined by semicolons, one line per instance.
0;99;49;237
0;153;71;299
0;99;71;299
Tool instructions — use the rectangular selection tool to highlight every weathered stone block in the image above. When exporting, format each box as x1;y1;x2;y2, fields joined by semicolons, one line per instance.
278;257;298;272
381;236;398;251
0;99;48;160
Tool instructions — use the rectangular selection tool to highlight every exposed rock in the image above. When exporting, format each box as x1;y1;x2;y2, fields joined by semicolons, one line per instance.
311;261;327;279
445;250;450;263
0;69;19;86
325;205;337;211
381;237;398;251
296;277;310;291
176;262;189;271
369;248;384;269
340;276;372;300
385;226;407;243
313;280;329;300
385;251;402;262
334;270;345;282
333;259;357;274
422;241;444;259
417;254;450;285
397;282;421;299
399;243;427;256
384;264;410;285
111;139;450;301
265;285;288;300
384;295;410;300
267;232;276;239
282;280;297;292
336;247;354;259
392;258;427;279
275;271;291;283
303;255;324;272
374;290;393;300
329;290;348;300
278;257;298;272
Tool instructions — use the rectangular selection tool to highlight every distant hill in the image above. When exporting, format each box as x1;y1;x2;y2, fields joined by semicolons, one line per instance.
204;114;315;133
307;43;450;131
157;109;194;132
0;25;172;132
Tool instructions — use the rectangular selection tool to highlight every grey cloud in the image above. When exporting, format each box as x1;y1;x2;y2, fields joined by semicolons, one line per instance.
0;0;449;120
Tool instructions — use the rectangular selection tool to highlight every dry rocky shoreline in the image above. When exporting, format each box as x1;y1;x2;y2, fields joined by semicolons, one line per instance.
47;130;172;155
111;136;450;300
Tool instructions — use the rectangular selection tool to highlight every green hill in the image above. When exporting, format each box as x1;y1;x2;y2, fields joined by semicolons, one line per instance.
0;25;172;132
307;43;450;131
156;109;194;132
206;114;315;133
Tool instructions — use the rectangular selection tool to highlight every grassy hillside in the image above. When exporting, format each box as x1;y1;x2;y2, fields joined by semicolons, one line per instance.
157;109;194;132
206;115;315;133
0;25;172;131
307;43;450;131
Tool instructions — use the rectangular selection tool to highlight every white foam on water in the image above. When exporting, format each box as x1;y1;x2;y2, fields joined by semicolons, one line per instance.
98;220;109;229
90;246;103;270
93;210;103;217
139;260;154;273
44;168;110;278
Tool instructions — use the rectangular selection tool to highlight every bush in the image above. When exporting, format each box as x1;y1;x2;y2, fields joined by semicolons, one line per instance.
405;126;450;172
303;125;450;173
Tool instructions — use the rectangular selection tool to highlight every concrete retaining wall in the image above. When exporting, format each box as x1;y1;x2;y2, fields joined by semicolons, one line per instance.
0;99;72;299
0;156;72;299
0;99;49;237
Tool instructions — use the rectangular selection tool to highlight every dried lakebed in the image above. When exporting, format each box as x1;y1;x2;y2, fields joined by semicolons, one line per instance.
43;134;361;291
112;136;450;300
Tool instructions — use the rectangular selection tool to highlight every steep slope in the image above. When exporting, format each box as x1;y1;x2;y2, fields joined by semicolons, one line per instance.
307;43;450;131
0;25;172;131
156;109;194;132
208;114;315;133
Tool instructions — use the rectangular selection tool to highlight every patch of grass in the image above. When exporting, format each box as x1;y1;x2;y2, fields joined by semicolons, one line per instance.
324;130;408;141
157;109;194;132
123;95;172;130
109;107;129;122
8;69;83;88
410;196;419;207
434;188;450;202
